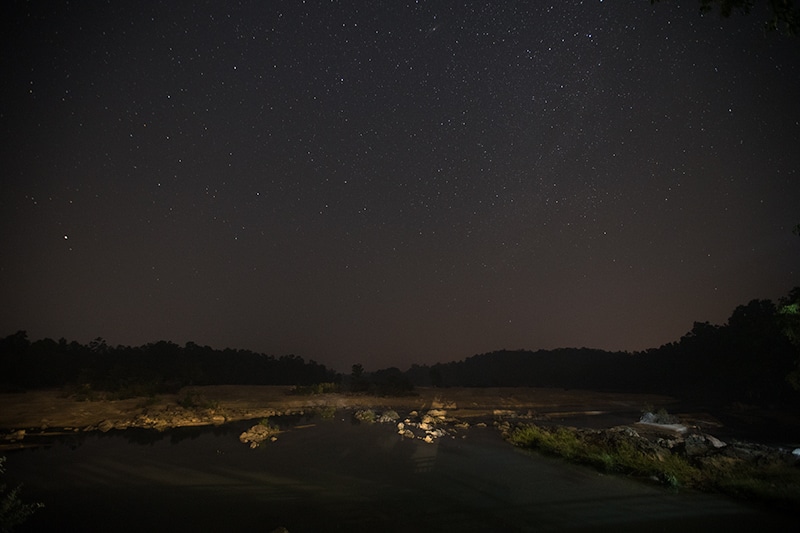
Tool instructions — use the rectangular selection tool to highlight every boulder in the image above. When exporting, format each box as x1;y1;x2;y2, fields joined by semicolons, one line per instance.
684;434;713;457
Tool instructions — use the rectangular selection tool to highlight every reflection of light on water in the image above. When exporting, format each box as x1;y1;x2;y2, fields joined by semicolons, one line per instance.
410;441;438;474
6;419;793;533
547;410;607;417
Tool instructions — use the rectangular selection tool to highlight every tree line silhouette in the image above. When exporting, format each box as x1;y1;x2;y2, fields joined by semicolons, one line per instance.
405;288;800;406
0;336;337;397
1;287;798;405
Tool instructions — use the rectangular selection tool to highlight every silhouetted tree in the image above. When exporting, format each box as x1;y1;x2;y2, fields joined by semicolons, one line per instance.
369;367;415;396
429;366;443;388
779;287;800;389
349;363;368;392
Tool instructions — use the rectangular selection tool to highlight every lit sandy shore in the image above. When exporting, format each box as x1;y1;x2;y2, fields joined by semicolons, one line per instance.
0;385;675;435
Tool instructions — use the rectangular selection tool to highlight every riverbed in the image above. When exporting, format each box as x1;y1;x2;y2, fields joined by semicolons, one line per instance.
4;413;793;532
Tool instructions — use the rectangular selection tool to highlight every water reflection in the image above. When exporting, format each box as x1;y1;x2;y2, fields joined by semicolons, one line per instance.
5;412;794;532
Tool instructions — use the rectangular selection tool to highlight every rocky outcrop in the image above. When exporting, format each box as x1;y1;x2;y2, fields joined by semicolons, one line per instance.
239;423;280;448
396;408;462;443
504;413;800;497
353;409;400;424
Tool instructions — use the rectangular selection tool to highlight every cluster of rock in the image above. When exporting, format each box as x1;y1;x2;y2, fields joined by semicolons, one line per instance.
3;429;26;443
87;407;229;433
85;406;308;434
396;409;467;443
349;407;472;444
239;422;281;448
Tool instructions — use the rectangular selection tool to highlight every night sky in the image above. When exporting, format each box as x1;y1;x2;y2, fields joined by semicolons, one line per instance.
2;1;799;371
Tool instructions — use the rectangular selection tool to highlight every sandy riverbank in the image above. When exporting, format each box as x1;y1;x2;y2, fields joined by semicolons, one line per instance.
1;386;676;444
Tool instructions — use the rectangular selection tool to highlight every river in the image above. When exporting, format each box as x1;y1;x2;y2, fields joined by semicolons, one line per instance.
4;414;793;532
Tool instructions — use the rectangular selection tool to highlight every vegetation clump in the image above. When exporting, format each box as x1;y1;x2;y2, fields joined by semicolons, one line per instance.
1;456;43;532
508;424;699;487
353;409;377;423
259;417;279;431
312;406;337;419
507;423;800;507
177;389;218;410
288;382;340;395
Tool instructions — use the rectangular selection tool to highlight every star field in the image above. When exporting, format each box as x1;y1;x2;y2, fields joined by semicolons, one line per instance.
2;1;799;371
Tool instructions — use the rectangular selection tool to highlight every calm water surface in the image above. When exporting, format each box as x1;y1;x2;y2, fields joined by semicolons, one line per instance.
5;414;793;532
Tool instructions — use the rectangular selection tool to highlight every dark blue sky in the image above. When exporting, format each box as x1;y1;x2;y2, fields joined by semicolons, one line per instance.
2;1;799;371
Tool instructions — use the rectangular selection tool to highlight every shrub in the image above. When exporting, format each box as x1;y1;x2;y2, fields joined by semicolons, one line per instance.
259;417;279;431
288;382;340;395
1;456;44;532
353;409;376;423
177;390;218;410
313;406;337;419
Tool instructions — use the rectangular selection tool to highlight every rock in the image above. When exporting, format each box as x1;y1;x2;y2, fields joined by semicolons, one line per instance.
211;415;226;425
684;434;712;456
495;421;511;432
377;410;399;423
5;429;25;441
656;437;681;450
705;434;726;449
98;420;115;432
426;409;447;420
613;426;640;439
402;430;415;439
639;411;679;425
